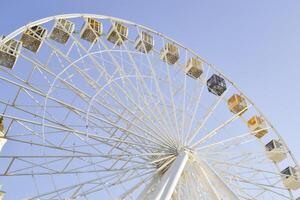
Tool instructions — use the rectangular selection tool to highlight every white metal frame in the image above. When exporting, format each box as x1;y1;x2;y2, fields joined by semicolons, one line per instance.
0;14;298;200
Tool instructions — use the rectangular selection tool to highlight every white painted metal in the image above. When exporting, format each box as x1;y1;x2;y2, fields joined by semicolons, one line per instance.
197;159;241;200
138;151;189;200
0;13;298;200
0;131;6;152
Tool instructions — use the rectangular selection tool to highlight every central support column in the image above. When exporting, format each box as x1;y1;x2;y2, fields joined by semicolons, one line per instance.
138;151;189;200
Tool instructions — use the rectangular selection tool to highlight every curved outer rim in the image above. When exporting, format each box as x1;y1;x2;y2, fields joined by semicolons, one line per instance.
0;13;299;182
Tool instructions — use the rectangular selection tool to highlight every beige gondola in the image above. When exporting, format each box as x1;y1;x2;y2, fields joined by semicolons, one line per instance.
20;25;47;53
227;94;247;115
247;116;268;138
160;43;179;65
107;22;128;46
281;166;300;190
0;36;21;69
185;57;203;79
135;31;154;53
80;18;102;43
265;140;287;162
50;18;75;44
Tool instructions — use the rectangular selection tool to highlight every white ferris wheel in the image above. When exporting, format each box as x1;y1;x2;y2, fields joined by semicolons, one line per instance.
0;14;299;200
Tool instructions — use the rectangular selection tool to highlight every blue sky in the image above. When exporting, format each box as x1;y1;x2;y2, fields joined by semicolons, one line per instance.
0;0;299;191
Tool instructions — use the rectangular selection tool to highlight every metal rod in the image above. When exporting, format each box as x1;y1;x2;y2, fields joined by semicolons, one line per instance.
139;151;189;200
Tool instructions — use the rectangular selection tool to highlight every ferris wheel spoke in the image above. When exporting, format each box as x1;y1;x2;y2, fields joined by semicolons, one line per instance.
71;169;155;200
0;113;170;155
31;39;143;127
122;25;170;129
190;104;252;149
187;85;231;145
104;33;177;147
27;172;120;199
166;61;181;143
0;151;170;166
180;49;189;145
104;124;148;157
95;37;177;147
206;157;282;177
7;119;164;155
2;143;171;177
44;38;177;150
2;161;153;177
0;99;93;153
118;174;153;200
130;31;177;140
195;125;272;153
195;132;253;152
222;170;291;199
0;149;159;177
156;38;181;143
184;67;211;145
251;180;290;199
4;72;171;149
0;99;150;156
67;30;172;142
27;163;154;200
208;165;287;199
88;87;175;149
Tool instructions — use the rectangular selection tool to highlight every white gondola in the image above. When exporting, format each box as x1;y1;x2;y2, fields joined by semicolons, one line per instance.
0;190;5;200
107;22;128;46
160;43;179;65
80;18;102;43
0;117;7;152
281;166;300;190
185;57;203;79
265;140;287;163
0;36;21;69
135;31;154;53
50;18;75;44
20;25;47;53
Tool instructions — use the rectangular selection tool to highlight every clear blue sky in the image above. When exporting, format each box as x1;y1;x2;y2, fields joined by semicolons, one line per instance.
0;0;299;179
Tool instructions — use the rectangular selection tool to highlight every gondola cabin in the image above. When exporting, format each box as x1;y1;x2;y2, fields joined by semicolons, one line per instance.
0;36;21;69
227;94;247;115
135;31;154;53
107;22;128;46
265;140;287;162
247;116;268;139
0;190;5;200
20;25;47;53
80;18;102;43
0;117;7;152
50;18;75;44
160;43;179;65
281;166;300;190
185;58;203;79
206;74;227;96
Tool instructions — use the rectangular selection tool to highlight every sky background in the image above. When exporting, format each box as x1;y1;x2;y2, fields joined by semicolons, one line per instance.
0;0;299;176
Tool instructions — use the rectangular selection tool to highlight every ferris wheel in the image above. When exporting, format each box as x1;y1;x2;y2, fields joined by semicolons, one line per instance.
0;13;299;200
